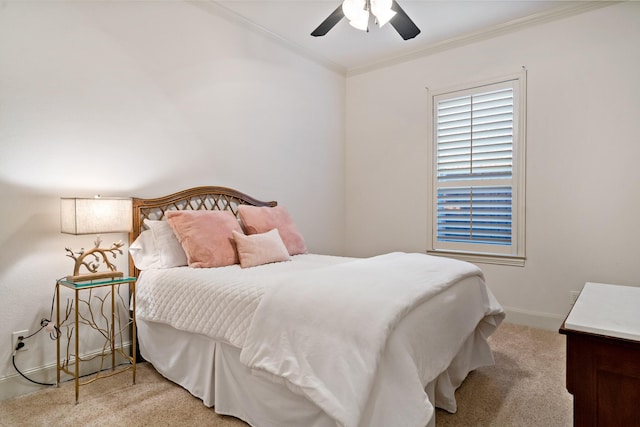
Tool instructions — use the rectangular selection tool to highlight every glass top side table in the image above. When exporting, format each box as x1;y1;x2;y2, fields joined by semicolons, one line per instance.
56;276;137;403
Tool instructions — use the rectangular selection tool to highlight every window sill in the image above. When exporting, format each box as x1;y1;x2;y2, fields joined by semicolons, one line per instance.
426;250;525;267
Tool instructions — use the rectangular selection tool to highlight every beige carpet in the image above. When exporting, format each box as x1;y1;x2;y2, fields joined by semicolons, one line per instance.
436;323;572;426
0;323;572;427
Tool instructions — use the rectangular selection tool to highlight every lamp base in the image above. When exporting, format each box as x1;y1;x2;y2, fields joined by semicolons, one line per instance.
66;271;124;283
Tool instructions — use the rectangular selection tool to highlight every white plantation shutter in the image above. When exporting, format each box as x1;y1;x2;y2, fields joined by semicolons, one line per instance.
429;76;525;263
437;88;513;182
436;186;512;245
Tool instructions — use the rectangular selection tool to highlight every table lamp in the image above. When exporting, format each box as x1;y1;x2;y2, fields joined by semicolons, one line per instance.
60;196;133;282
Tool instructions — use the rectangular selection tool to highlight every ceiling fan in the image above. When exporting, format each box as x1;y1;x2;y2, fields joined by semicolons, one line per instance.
311;0;421;40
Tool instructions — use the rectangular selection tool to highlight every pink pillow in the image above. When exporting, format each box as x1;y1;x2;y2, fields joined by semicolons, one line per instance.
166;210;242;268
238;205;307;255
232;229;290;268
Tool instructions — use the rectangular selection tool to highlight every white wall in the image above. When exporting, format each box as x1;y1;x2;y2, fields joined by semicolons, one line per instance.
345;2;640;329
0;1;345;394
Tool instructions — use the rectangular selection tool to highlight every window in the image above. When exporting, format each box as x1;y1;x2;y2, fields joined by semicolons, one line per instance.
428;73;526;266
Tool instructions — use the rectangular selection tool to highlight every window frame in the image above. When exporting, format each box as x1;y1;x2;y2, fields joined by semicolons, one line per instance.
427;72;526;266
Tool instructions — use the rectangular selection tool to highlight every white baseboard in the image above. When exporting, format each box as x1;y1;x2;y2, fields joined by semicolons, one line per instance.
0;343;132;401
502;305;565;331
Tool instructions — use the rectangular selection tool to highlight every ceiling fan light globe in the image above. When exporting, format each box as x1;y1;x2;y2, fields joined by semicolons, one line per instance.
370;0;396;27
372;0;393;10
349;15;369;31
373;9;396;27
342;0;366;22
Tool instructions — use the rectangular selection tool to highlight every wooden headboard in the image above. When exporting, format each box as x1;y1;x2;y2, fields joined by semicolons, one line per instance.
128;186;277;276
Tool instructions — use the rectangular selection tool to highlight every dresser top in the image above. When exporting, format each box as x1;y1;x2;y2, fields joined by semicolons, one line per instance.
564;282;640;341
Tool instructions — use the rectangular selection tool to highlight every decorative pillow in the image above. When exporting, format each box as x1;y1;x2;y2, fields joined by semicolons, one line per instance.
238;205;307;255
232;229;290;268
166;210;242;268
128;230;161;270
143;219;188;268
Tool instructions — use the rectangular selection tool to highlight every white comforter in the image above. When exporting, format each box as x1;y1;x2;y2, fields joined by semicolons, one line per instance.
136;252;503;427
239;252;484;427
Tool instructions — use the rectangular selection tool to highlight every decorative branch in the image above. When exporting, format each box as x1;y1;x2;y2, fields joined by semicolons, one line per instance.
65;238;125;278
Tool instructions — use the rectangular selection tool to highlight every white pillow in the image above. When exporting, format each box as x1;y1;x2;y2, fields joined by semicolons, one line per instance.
129;230;161;270
143;219;188;268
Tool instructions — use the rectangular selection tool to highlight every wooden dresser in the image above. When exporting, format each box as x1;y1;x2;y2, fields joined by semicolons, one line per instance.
559;282;640;427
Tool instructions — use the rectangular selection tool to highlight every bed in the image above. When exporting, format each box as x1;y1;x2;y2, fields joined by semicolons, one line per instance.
128;186;504;427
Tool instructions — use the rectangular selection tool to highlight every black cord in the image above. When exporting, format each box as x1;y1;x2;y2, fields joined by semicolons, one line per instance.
12;348;55;387
19;323;45;341
10;278;66;387
13;278;132;388
45;277;65;340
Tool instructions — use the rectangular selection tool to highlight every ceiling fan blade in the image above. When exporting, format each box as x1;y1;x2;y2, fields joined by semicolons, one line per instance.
311;4;345;37
390;0;421;40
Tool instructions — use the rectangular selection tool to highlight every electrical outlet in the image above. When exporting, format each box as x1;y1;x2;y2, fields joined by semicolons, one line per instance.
12;330;28;352
569;291;580;306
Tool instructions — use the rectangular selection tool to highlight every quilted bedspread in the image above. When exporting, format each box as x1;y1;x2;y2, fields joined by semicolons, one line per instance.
135;254;354;348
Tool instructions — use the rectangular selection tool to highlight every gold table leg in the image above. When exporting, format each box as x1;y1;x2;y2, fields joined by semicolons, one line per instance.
111;284;115;372
56;282;60;388
75;288;79;404
131;281;136;385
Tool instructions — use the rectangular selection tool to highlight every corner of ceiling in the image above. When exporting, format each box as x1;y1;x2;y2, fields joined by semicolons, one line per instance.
187;0;348;77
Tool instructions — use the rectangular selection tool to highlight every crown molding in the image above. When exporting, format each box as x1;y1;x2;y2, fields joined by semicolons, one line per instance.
346;1;620;77
186;1;619;79
187;0;347;76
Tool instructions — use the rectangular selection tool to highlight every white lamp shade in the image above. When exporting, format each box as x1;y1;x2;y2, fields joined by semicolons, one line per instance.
61;197;132;235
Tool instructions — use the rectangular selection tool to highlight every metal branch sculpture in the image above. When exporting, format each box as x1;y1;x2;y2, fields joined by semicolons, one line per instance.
65;237;125;282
